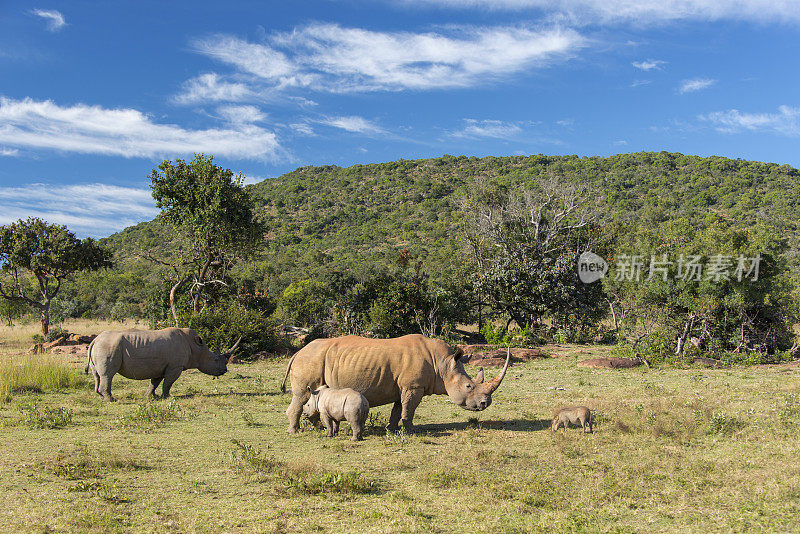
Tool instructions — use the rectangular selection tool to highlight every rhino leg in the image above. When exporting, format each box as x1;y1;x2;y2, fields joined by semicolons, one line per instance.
89;364;100;395
160;367;183;398
287;391;311;434
400;388;424;432
386;401;402;432
350;416;365;441
97;375;115;402
147;377;163;399
320;412;335;437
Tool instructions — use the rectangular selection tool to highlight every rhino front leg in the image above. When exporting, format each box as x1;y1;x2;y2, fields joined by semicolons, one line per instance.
160;367;183;398
286;392;309;434
386;401;402;432
400;388;424;432
147;377;163;399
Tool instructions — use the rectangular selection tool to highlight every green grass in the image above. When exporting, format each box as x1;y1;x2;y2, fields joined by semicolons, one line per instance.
1;339;800;533
0;354;89;402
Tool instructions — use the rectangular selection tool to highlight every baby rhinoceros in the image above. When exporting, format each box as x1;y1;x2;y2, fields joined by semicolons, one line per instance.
303;386;369;441
552;406;593;433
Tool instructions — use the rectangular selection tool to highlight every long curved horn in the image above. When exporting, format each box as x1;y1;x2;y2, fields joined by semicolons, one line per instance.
224;336;243;355
485;347;511;393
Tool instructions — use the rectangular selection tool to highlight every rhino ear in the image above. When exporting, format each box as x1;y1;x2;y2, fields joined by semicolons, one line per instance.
474;367;484;384
307;386;312;392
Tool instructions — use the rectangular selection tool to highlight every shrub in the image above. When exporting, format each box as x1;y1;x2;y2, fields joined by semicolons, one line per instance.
481;323;510;345
185;304;286;359
45;326;68;342
19;404;73;429
121;399;182;428
276;280;330;327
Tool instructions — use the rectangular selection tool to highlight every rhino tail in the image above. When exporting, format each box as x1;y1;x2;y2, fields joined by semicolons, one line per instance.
84;339;95;375
280;352;298;394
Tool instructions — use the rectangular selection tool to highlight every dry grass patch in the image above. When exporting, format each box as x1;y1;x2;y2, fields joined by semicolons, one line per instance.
0;353;89;402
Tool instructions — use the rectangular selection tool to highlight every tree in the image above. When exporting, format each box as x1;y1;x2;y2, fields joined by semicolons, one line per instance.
463;176;609;340
147;155;262;325
0;218;112;335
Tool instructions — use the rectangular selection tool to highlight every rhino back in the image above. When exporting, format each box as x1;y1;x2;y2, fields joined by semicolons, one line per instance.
320;335;437;407
94;329;191;380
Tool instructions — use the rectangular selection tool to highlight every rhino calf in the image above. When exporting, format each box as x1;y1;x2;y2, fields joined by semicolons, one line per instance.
552;406;593;433
303;386;369;441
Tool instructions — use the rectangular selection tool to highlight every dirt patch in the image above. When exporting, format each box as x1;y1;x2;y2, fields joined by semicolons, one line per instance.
49;344;90;355
577;357;641;369
458;345;549;367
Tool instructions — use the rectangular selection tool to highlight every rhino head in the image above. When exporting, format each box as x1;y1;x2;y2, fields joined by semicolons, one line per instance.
441;347;510;411
182;328;239;377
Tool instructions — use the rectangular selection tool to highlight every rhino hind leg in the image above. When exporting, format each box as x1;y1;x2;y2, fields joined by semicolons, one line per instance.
97;375;115;402
147;377;164;399
286;391;311;434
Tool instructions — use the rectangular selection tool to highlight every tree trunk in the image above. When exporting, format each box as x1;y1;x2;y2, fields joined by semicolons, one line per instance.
675;314;695;355
169;277;188;327
40;302;50;336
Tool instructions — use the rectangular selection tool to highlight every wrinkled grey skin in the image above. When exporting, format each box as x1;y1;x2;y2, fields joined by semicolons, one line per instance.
86;328;228;401
303;385;370;441
552;406;593;433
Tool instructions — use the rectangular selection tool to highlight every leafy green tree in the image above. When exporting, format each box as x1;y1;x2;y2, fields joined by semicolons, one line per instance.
464;177;609;340
148;154;262;324
277;279;330;327
0;218;111;335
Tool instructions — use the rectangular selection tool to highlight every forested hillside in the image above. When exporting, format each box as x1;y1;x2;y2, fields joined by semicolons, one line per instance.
104;151;800;291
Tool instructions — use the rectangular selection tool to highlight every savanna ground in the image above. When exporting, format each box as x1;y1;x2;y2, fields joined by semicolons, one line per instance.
1;320;800;533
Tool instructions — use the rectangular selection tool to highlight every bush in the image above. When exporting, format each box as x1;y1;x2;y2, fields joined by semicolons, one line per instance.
45;327;68;342
276;280;330;327
481;323;510;345
185;304;286;358
19;404;73;429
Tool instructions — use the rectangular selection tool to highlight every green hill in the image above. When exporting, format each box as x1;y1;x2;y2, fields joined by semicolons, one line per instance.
97;151;799;306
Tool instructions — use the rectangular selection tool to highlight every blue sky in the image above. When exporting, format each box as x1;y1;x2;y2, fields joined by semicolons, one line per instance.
1;0;799;237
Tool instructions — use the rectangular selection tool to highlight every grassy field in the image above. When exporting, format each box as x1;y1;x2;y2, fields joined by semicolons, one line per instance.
1;326;800;533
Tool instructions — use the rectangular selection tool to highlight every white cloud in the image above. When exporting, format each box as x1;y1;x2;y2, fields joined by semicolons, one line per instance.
613;139;628;146
679;78;716;93
0;183;159;238
316;115;387;135
451;119;524;139
173;73;255;104
290;122;315;136
632;59;665;71
391;0;800;24
631;79;652;87
189;24;585;94
700;105;800;135
31;9;66;32
0;97;283;160
216;104;266;124
0;146;19;156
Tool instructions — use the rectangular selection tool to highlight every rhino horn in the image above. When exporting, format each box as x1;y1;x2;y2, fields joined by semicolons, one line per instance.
224;336;243;355
485;348;511;393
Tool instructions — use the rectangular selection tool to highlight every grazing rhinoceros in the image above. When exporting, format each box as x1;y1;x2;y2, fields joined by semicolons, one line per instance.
281;334;510;433
86;328;236;401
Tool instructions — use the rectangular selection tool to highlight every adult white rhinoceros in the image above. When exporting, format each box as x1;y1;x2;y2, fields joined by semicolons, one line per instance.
87;328;236;401
281;334;510;433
